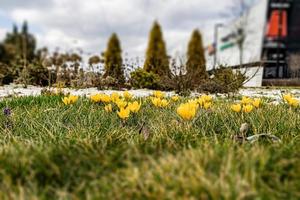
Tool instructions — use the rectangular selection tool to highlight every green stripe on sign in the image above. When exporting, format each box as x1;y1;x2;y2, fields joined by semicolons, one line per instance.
220;42;235;51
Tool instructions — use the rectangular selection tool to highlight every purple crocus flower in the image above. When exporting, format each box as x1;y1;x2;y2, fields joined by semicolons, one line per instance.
3;108;11;116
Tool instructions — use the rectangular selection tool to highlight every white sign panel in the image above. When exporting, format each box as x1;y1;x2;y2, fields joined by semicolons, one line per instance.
217;0;268;66
205;0;268;87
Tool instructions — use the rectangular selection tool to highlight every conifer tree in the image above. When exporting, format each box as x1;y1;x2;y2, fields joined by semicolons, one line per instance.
0;22;37;85
186;29;207;79
144;21;170;76
21;21;36;62
3;21;36;63
104;33;124;82
22;21;28;34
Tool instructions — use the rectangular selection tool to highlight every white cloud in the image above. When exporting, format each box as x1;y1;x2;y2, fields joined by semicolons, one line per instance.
1;0;248;57
0;28;7;40
36;29;89;51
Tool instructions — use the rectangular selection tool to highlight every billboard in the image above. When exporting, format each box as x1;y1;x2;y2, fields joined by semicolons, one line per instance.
206;0;300;86
210;0;268;67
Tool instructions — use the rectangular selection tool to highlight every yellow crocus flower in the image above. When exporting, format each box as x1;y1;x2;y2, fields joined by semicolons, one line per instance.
252;98;261;108
243;104;254;113
62;97;71;105
171;95;179;101
197;98;204;107
201;95;212;102
231;104;242;112
115;99;127;108
127;101;141;113
203;102;212;110
123;91;133;100
160;99;169;107
288;98;299;107
151;97;160;107
100;94;111;103
177;103;196;120
283;94;299;107
153;91;164;98
111;92;120;102
90;94;102;103
117;107;130;119
188;100;199;110
62;95;78;105
241;96;253;104
151;97;168;108
283;93;293;103
69;95;78;103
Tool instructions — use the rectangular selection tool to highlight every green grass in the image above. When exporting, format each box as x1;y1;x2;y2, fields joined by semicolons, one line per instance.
0;95;299;199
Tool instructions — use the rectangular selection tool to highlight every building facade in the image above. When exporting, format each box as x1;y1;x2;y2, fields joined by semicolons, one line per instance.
262;0;300;80
208;0;300;86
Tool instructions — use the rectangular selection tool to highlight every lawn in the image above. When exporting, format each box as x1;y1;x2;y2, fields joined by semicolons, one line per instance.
0;93;299;199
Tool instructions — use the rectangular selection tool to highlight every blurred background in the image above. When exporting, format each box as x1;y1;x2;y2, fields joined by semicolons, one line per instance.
0;0;257;56
0;0;299;88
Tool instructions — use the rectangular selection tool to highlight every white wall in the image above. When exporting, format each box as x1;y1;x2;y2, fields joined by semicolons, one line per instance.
235;66;263;87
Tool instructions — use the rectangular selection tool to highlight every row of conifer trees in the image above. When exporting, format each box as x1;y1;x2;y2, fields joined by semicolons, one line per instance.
0;21;207;89
103;21;207;83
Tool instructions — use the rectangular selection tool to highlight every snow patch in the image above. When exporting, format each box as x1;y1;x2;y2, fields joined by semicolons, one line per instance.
0;84;299;101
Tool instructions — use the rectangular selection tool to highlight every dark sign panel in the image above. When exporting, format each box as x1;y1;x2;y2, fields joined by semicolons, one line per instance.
287;0;300;52
262;0;300;79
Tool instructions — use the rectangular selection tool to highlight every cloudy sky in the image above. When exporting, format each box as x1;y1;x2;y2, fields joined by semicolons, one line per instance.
0;0;256;58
